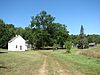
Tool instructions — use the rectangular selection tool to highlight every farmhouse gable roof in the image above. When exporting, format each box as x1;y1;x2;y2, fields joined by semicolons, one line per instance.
8;35;23;43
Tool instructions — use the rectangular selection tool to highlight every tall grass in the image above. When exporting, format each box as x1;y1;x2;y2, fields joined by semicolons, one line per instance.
77;44;100;58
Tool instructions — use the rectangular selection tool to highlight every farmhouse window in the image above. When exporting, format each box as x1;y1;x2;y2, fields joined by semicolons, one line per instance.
20;45;22;50
16;45;17;48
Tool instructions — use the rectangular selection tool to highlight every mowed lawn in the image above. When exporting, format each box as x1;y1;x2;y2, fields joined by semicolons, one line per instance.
0;45;100;75
0;50;44;75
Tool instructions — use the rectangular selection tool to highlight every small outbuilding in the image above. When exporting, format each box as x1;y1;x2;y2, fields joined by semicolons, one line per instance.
8;35;27;51
89;43;96;47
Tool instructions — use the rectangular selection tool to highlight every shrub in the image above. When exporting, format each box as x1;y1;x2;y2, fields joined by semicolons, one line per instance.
65;41;72;53
77;38;89;49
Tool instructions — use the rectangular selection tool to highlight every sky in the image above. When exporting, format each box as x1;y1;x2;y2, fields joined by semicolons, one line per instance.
0;0;100;35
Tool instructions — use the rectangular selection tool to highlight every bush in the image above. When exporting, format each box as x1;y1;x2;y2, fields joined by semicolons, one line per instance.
77;38;89;49
65;41;72;53
53;43;58;51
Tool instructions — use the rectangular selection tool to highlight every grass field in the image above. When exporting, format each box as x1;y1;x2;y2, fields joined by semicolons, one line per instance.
0;45;100;75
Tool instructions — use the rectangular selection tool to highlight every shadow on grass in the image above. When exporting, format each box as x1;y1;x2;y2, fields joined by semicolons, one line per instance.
33;48;66;50
0;52;8;54
0;66;7;69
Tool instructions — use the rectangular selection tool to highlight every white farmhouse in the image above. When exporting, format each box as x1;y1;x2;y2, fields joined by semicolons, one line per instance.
8;35;27;51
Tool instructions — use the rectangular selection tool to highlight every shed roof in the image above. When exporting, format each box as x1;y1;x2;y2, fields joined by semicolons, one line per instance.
8;35;22;43
89;43;95;46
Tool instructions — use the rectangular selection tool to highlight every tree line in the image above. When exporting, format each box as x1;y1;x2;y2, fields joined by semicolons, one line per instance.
0;11;100;50
70;25;100;49
0;11;69;49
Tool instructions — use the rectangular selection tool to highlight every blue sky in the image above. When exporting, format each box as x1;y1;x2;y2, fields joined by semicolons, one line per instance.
0;0;100;34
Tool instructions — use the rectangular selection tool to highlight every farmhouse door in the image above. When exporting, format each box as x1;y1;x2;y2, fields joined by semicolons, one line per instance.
20;45;22;50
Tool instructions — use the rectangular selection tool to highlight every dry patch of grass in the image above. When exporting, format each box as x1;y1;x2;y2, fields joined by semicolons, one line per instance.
76;44;100;58
78;50;100;58
38;55;48;75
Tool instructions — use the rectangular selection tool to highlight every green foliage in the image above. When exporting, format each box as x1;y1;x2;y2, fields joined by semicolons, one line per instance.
31;11;55;30
14;27;25;37
65;40;72;53
0;19;15;48
77;25;89;49
77;38;89;49
1;11;100;50
30;11;55;48
87;34;100;44
70;34;100;48
80;25;84;38
0;11;69;49
30;11;69;49
53;43;58;51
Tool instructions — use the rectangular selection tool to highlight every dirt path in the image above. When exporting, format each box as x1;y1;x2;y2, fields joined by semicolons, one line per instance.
38;54;69;75
38;51;84;75
38;56;48;75
56;61;69;75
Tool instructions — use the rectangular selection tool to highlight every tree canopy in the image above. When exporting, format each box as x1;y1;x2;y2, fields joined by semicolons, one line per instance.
0;11;100;49
0;11;69;49
30;11;69;49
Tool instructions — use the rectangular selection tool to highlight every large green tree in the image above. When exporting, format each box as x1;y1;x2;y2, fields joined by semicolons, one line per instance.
30;11;55;48
30;11;69;49
80;25;84;38
77;25;89;49
87;34;100;44
0;19;15;48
